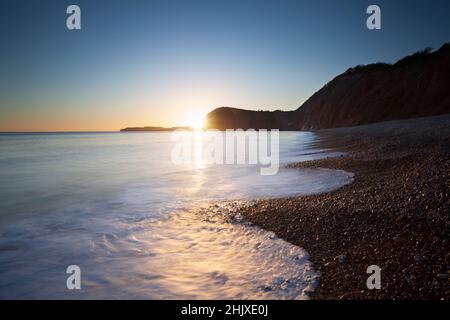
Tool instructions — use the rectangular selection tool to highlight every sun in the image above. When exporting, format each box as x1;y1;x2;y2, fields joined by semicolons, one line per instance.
187;113;206;130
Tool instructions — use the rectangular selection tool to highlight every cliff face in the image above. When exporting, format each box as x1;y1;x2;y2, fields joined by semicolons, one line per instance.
206;43;450;130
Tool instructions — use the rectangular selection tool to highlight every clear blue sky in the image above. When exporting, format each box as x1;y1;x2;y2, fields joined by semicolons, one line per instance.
1;0;450;131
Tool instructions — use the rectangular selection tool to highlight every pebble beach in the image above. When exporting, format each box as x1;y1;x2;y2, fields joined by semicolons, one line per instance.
226;114;450;299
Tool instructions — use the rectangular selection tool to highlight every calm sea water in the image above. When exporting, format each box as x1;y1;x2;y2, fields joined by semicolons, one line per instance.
0;132;352;299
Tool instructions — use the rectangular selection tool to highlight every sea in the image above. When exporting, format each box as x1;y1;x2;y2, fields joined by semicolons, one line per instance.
0;131;352;299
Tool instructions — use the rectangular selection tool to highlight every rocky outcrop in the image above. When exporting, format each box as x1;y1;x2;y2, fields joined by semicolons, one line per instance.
206;108;297;131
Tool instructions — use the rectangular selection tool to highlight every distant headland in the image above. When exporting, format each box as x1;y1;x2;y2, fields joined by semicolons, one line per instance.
120;126;191;132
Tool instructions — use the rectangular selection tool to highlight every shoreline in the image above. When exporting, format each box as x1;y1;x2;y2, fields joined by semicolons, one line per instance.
232;115;450;299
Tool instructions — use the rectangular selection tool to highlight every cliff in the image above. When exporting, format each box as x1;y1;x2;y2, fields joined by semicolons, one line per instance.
206;43;450;130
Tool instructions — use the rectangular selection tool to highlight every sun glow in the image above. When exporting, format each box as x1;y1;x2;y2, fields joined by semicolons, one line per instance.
187;113;206;130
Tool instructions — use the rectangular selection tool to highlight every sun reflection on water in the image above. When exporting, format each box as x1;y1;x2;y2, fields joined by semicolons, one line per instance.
193;129;205;169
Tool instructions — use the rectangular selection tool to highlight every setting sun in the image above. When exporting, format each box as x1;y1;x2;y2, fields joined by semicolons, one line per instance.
187;113;206;130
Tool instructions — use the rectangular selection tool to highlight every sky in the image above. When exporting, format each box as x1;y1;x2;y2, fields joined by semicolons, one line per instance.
1;0;450;131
